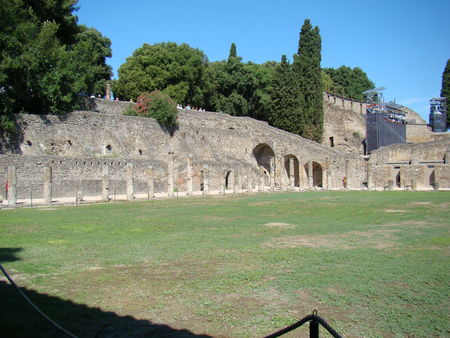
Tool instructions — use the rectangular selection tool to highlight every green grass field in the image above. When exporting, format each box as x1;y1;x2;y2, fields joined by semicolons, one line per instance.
1;191;449;337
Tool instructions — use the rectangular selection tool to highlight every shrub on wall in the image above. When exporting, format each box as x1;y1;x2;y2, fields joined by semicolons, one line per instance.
128;91;178;132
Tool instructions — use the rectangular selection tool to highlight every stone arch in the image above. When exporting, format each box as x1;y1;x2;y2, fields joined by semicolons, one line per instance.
429;170;435;187
304;161;323;188
253;143;275;173
225;171;233;189
395;171;401;188
284;154;299;187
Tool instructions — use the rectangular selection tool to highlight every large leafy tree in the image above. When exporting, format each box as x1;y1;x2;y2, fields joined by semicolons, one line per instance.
294;19;323;142
114;42;208;106
440;58;450;128
208;43;273;120
0;0;112;133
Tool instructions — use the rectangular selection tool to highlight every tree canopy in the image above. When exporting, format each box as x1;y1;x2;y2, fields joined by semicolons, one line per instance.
323;66;374;100
0;0;112;133
113;42;208;106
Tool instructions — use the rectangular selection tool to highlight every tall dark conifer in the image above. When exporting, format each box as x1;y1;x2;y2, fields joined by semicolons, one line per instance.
294;19;323;142
440;58;450;128
269;55;301;133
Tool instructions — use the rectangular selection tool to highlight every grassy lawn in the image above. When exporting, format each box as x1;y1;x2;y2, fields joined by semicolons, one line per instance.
0;191;449;337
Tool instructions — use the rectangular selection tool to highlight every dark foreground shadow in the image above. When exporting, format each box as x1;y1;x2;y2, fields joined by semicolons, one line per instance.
0;280;213;338
0;250;212;338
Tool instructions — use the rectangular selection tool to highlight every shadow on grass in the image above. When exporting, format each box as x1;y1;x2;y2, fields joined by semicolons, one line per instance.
0;248;211;337
0;248;23;264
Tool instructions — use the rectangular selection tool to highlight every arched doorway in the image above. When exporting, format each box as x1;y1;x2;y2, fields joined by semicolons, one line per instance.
253;143;275;173
429;170;435;188
395;171;401;188
304;161;323;188
284;155;299;187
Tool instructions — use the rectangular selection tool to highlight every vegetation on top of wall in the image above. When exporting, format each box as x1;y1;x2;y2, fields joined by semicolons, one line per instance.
323;66;375;101
125;91;178;132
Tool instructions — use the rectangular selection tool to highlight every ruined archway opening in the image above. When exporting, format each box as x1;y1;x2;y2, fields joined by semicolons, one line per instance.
312;162;323;187
284;155;300;187
225;171;232;189
429;170;435;187
253;143;275;174
395;171;401;188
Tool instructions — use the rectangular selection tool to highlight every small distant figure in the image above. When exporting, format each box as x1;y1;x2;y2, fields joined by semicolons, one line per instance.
177;104;182;109
343;176;347;189
115;97;119;101
130;99;134;103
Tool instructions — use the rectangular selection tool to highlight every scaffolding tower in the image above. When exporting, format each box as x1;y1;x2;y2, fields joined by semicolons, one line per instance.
429;97;447;132
364;87;406;154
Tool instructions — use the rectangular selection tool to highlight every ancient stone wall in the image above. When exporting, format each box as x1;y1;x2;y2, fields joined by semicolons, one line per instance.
0;105;369;202
368;139;450;190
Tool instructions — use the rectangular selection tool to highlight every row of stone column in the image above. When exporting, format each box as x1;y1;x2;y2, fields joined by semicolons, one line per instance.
3;157;335;205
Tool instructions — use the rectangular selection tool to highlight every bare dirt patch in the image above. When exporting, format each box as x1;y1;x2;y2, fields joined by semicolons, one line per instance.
410;202;432;205
264;222;295;229
263;229;399;250
383;209;407;213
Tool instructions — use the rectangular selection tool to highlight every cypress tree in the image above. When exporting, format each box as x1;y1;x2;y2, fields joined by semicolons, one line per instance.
269;55;301;133
229;43;237;58
294;19;323;142
440;58;450;128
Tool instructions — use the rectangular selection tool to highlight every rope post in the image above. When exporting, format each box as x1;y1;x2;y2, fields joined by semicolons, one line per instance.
310;318;319;338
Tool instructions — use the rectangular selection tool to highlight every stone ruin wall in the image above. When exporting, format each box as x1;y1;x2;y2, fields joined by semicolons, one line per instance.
368;139;450;190
0;102;368;201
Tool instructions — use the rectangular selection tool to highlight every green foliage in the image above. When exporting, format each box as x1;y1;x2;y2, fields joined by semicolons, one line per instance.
269;55;302;134
323;66;375;100
440;58;450;128
293;19;324;142
114;42;208;106
131;91;178;131
0;0;112;134
207;44;274;120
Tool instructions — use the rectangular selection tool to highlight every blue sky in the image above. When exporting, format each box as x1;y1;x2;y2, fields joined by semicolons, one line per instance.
76;0;449;121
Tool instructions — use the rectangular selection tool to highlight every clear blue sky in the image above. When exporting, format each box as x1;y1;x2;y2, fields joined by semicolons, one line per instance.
76;0;449;121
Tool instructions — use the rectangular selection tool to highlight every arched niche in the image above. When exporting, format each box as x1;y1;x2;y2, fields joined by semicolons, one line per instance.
253;143;275;173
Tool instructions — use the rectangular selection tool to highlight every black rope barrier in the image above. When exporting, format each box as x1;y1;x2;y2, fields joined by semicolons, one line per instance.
264;310;342;338
0;264;78;338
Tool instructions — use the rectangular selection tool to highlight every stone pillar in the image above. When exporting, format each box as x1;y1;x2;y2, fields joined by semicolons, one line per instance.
126;162;134;201
259;174;265;192
399;166;406;189
43;165;52;204
101;165;109;202
270;158;275;192
307;161;313;190
7;166;17;206
76;182;83;202
411;177;417;191
145;166;154;199
186;155;193;196
106;81;111;100
234;171;239;194
220;170;226;195
275;155;283;190
203;169;209;195
345;159;351;190
237;173;243;194
367;163;373;191
167;152;174;197
326;158;332;190
289;157;295;190
247;176;253;193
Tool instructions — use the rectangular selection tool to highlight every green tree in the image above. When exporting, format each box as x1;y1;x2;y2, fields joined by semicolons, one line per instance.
70;26;113;96
294;19;323;142
269;55;301;133
324;66;374;100
0;0;112;134
440;58;450;128
114;42;208;105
